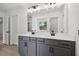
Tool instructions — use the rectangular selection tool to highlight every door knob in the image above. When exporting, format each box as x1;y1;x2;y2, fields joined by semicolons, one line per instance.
49;47;54;53
6;31;10;33
24;42;27;46
78;30;79;35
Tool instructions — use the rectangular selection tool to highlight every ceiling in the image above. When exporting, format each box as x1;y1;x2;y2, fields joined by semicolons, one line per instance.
0;3;44;12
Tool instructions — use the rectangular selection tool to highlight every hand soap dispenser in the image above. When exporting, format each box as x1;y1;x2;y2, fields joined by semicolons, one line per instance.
31;30;35;35
51;30;55;36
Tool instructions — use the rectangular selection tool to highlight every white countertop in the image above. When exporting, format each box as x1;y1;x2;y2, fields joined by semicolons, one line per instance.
19;33;75;41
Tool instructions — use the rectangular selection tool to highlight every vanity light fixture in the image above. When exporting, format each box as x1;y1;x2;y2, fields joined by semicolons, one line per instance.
27;3;63;13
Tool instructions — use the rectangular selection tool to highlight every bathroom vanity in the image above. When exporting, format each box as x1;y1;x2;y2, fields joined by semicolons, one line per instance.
18;34;75;56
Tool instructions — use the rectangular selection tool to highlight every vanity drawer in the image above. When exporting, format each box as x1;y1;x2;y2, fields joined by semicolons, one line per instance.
19;36;29;41
29;37;36;43
58;40;75;47
37;38;45;44
45;39;58;46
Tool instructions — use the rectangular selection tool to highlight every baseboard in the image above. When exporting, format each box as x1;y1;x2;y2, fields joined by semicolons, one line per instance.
1;43;17;46
11;44;17;46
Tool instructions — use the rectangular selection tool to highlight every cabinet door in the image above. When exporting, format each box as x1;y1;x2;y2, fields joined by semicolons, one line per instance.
28;42;36;56
37;44;50;56
19;40;28;56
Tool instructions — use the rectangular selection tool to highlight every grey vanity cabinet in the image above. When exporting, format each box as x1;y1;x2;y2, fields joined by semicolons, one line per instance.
19;36;29;56
19;40;28;56
28;37;36;56
19;36;75;56
37;44;50;56
45;39;75;56
37;38;50;56
51;46;71;56
19;36;36;56
37;39;75;56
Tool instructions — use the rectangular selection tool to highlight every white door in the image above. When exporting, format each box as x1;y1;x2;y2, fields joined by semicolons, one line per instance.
10;15;18;45
3;16;10;45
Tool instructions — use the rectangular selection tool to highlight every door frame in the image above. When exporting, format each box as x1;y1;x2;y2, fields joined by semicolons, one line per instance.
0;17;3;43
8;16;11;45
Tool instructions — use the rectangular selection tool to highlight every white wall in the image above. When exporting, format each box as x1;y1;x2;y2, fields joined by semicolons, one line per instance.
67;3;79;56
67;4;78;37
